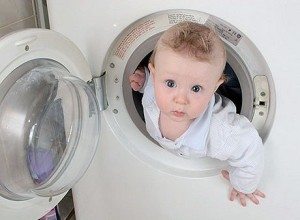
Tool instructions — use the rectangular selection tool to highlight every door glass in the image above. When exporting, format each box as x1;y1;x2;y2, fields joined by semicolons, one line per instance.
0;59;100;200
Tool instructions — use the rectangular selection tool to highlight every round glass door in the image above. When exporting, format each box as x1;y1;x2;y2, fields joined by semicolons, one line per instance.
0;59;100;201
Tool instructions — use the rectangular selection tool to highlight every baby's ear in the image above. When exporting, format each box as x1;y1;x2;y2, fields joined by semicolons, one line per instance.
214;78;224;92
148;62;155;75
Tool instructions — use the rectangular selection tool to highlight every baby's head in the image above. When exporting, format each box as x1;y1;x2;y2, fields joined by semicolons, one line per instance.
148;21;227;123
149;21;226;79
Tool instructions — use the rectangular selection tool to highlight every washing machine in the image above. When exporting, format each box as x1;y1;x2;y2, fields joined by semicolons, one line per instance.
0;0;299;219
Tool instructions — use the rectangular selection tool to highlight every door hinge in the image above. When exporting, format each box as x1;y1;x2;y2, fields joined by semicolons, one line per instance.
88;72;108;111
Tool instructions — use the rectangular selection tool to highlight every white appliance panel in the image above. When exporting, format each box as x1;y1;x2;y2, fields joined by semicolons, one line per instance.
45;1;300;219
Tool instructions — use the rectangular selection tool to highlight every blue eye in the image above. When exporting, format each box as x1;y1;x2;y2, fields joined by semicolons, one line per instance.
191;85;201;93
165;80;176;88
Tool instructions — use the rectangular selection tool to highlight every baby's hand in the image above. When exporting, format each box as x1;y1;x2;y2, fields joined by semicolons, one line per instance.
221;170;266;207
129;68;146;91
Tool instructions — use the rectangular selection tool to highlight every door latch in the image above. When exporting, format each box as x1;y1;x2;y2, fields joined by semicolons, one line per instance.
252;75;269;130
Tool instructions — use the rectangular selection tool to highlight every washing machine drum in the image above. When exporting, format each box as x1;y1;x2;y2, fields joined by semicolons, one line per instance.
0;61;100;201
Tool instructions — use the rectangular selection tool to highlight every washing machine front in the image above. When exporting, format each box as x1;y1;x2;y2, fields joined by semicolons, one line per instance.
0;29;102;219
46;1;300;220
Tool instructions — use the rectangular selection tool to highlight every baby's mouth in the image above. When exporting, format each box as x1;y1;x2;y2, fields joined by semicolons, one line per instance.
172;111;185;117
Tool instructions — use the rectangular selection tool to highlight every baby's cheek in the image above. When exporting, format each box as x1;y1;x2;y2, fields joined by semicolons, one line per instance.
190;101;208;117
156;96;167;109
155;86;168;99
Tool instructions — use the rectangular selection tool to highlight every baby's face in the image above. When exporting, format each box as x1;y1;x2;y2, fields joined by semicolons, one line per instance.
149;48;224;123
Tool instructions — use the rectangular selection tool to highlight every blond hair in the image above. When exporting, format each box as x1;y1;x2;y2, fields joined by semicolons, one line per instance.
149;21;227;80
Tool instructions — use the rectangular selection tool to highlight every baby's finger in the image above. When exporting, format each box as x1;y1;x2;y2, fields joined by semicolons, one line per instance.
130;73;144;84
130;81;142;91
221;170;230;181
254;190;266;198
230;189;238;201
246;193;259;205
129;74;138;82
238;193;247;207
134;69;145;77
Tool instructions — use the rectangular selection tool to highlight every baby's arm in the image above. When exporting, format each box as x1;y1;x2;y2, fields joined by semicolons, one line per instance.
208;94;265;206
129;67;146;91
223;128;265;206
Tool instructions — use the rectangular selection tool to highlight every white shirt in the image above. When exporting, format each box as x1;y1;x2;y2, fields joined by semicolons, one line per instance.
141;70;264;194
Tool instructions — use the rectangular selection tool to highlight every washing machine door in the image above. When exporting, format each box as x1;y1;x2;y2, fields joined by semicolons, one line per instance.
0;29;101;215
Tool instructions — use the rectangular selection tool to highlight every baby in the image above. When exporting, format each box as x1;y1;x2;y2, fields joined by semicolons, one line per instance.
129;21;265;206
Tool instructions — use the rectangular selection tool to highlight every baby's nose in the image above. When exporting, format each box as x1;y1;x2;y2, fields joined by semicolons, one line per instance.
174;91;188;105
